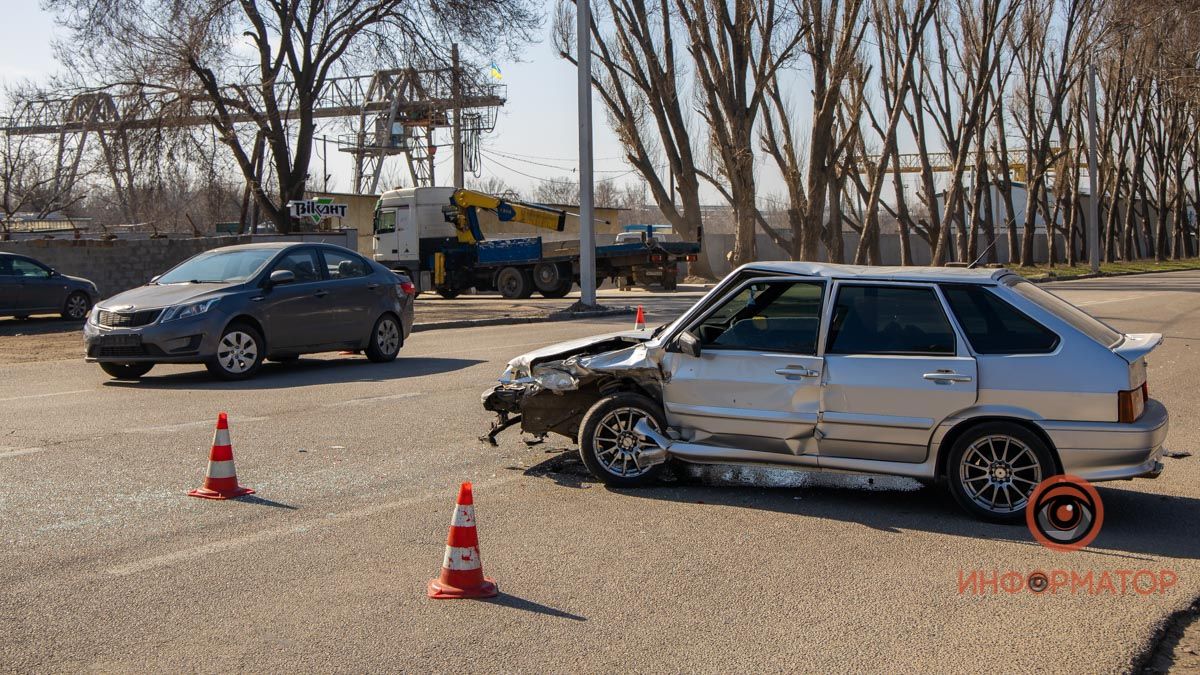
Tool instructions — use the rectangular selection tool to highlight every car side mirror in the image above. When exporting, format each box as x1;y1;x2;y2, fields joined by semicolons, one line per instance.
671;330;702;358
149;274;161;284
267;269;295;288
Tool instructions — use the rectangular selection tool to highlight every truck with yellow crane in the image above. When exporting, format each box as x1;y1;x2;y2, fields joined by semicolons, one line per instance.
371;187;699;299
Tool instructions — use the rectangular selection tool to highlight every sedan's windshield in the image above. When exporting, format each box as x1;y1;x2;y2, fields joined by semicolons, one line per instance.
157;249;276;285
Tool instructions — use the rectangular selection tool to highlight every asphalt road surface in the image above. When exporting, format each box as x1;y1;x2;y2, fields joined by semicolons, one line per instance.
2;272;1199;672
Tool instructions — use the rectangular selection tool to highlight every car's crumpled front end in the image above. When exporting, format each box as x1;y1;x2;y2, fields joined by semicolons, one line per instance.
481;330;665;444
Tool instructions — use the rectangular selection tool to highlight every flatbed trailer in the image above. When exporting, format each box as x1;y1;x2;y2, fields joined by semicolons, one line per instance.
372;187;699;299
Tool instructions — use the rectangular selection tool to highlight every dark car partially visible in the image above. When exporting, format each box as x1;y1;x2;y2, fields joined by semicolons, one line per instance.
0;252;98;321
83;242;416;380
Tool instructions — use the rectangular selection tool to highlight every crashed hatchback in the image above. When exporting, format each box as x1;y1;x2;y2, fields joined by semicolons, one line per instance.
483;263;1169;522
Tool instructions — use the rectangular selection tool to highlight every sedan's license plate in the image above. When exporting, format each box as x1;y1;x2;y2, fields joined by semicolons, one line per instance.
98;334;141;348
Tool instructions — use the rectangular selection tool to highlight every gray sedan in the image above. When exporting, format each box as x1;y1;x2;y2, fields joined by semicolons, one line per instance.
484;262;1168;522
84;242;415;380
0;252;98;320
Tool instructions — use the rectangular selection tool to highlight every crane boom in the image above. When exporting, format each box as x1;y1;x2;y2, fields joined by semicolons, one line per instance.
444;188;567;244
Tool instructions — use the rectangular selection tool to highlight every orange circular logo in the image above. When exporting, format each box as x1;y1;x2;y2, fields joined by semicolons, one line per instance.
1025;475;1104;552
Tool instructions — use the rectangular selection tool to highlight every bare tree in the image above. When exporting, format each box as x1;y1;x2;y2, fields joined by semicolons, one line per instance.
0;135;89;238
45;0;539;233
676;0;804;266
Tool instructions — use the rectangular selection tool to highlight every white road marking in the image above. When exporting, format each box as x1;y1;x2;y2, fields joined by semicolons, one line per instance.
127;416;270;433
1075;293;1159;307
0;447;46;459
0;389;90;403
106;473;523;576
323;391;423;406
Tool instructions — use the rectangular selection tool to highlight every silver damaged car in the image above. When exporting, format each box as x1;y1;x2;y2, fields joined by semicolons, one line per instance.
483;263;1169;521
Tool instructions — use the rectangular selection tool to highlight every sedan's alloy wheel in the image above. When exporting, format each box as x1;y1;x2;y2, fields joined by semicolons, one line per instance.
217;331;259;374
591;406;662;478
376;318;400;355
958;434;1043;514
65;293;90;320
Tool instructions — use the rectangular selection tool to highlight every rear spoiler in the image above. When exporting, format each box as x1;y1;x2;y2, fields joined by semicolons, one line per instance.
1113;333;1164;364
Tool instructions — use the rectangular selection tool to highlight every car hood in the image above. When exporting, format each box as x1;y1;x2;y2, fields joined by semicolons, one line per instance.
501;329;655;379
61;274;95;288
99;282;234;310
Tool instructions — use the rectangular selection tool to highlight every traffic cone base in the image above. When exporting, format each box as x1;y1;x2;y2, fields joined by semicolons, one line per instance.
427;576;498;599
187;485;255;500
188;412;254;500
428;482;499;600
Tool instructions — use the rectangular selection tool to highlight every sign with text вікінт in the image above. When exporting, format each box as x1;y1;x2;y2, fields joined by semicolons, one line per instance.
289;198;348;225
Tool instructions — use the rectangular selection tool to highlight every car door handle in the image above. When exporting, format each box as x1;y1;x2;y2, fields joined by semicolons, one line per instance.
923;372;973;383
366;283;380;290
776;366;819;378
313;290;329;298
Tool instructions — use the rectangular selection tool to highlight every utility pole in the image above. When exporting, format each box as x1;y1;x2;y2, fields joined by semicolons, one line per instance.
577;0;597;307
452;44;465;189
1087;63;1100;273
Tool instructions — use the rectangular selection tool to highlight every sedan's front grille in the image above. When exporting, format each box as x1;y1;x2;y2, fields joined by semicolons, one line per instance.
97;309;161;328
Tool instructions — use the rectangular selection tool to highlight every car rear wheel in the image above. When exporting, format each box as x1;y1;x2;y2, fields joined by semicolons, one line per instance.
205;322;264;381
366;313;402;363
578;392;669;488
62;292;91;321
947;422;1056;523
99;362;154;379
496;266;534;299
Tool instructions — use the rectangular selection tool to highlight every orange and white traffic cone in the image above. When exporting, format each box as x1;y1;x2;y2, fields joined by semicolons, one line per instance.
187;412;255;500
634;305;646;330
428;482;498;599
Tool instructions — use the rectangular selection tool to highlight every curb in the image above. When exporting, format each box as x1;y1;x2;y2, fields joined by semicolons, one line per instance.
413;306;636;333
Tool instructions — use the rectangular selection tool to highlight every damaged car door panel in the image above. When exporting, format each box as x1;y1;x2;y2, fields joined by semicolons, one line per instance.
482;263;1170;521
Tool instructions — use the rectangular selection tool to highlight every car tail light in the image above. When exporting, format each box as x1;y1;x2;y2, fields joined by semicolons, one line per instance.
398;280;417;296
650;254;665;263
685;254;698;262
1118;384;1146;423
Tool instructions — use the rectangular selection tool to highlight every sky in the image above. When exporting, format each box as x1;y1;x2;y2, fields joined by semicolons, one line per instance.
0;2;730;201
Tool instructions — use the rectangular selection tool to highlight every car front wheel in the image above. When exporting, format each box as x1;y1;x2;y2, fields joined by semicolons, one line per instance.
62;292;91;321
366;313;402;363
99;362;154;379
946;422;1056;523
578;392;669;488
205;322;264;380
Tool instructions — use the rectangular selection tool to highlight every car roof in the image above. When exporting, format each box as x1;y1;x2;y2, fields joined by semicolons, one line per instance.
207;241;350;253
743;261;1011;285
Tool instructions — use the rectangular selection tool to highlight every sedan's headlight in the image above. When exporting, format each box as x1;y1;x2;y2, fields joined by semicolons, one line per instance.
160;298;219;322
87;306;100;325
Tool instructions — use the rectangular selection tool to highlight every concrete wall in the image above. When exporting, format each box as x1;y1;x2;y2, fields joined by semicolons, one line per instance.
0;231;356;299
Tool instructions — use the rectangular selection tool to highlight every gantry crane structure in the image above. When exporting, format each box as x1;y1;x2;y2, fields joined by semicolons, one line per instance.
1;60;504;220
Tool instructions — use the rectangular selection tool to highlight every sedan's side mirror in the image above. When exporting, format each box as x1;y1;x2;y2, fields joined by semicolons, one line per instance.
672;330;702;358
267;269;295;288
149;274;161;284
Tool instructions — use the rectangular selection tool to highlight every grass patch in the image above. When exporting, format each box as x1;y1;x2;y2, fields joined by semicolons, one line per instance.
1007;258;1200;281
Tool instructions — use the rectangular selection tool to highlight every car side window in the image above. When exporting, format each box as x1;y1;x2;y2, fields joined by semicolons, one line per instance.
826;284;956;356
692;280;825;354
322;249;371;279
272;249;322;284
9;258;49;278
941;284;1060;354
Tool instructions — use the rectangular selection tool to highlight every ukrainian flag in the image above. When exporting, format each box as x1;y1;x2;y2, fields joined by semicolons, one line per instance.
489;61;503;81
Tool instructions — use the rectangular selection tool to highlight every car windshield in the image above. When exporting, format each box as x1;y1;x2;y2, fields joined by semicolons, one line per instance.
1005;277;1122;347
156;249;276;285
